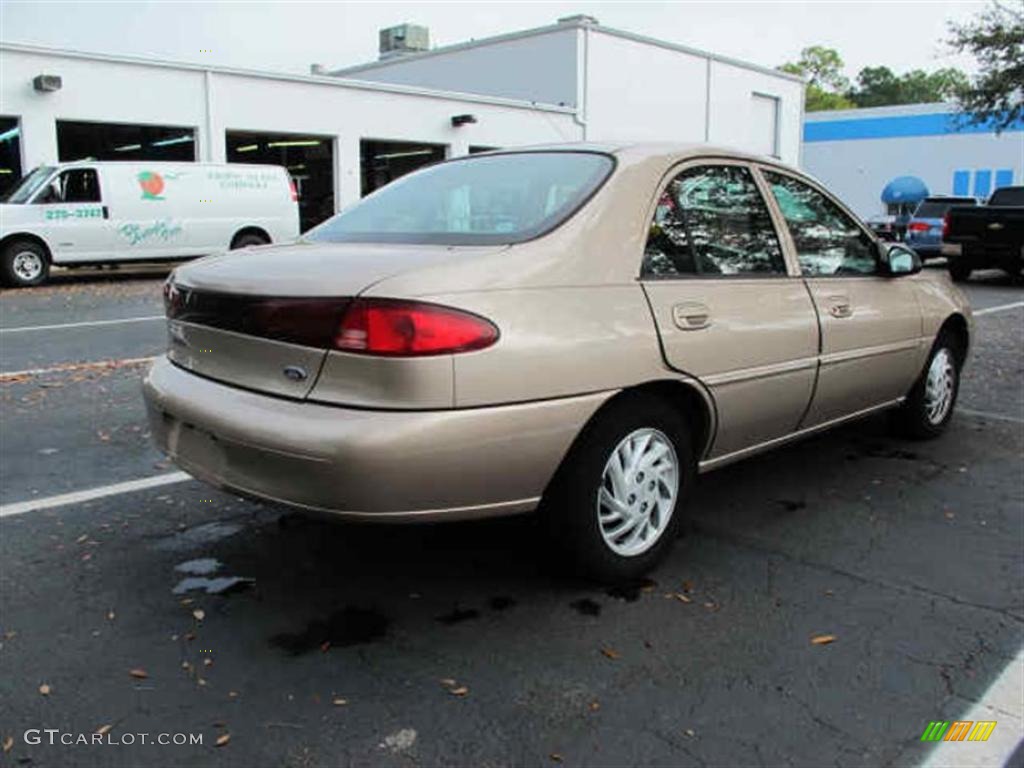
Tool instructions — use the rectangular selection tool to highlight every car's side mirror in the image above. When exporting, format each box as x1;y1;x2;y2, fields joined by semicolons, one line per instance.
881;244;922;277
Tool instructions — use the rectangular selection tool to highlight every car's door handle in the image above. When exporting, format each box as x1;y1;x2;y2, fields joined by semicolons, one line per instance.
826;295;853;318
102;205;110;219
672;302;712;330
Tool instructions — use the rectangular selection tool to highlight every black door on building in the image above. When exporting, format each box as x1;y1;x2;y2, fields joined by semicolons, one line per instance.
226;131;333;232
360;140;446;197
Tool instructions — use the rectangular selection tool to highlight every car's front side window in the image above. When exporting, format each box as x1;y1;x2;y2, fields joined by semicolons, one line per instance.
35;169;101;205
763;170;877;277
642;164;786;278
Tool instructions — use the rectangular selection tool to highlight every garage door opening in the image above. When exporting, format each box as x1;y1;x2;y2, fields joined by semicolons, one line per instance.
57;121;196;162
0;117;23;199
227;131;334;232
361;140;446;196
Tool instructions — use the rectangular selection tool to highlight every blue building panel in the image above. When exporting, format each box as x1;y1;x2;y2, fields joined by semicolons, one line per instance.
994;168;1014;190
804;111;1024;142
973;169;992;198
952;170;971;196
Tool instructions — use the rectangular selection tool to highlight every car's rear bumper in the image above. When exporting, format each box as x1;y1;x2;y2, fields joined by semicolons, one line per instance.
143;355;611;521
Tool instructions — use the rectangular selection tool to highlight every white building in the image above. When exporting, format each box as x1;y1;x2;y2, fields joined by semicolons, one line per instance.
803;102;1024;218
332;16;805;163
0;17;803;231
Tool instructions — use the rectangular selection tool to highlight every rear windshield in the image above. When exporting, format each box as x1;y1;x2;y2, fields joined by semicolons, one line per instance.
989;187;1024;206
306;152;614;245
914;198;976;218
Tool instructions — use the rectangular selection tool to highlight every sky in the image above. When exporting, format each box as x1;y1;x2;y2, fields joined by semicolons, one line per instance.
0;0;985;82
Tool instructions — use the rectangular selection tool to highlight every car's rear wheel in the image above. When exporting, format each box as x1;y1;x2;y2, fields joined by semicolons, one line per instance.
893;331;962;439
543;394;694;582
1;239;50;287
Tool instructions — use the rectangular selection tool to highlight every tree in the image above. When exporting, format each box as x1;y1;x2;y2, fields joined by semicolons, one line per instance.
947;1;1024;132
849;66;969;107
779;46;855;112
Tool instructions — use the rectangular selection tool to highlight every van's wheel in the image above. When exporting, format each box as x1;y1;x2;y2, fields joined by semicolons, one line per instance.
230;232;269;249
892;331;962;439
1;239;50;287
543;393;694;582
948;256;971;283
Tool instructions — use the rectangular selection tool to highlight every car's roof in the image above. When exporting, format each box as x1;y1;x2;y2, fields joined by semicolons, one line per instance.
485;141;793;169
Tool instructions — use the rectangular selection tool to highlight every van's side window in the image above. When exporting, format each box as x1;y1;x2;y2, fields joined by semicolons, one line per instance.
37;169;101;204
762;170;877;277
642;164;786;278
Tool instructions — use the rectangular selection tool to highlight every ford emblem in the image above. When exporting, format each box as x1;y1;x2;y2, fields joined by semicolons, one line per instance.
282;365;308;382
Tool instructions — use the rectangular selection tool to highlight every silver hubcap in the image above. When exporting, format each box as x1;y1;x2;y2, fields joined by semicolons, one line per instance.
597;427;679;557
12;250;43;282
924;348;956;425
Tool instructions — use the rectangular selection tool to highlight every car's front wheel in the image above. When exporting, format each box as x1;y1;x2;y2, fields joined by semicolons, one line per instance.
543;394;694;582
893;332;962;439
1;239;50;287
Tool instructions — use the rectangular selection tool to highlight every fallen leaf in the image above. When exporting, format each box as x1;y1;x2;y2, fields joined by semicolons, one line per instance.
450;686;469;696
589;701;600;712
550;754;563;763
179;598;193;606
228;691;239;698
106;610;115;621
600;648;620;660
681;580;695;593
684;728;696;738
95;725;112;736
811;634;836;645
81;553;92;562
39;684;51;696
203;658;213;667
674;593;692;604
181;661;192;672
3;735;13;752
197;678;207;687
184;632;196;641
192;609;205;621
215;733;230;747
129;668;148;679
76;534;88;544
319;641;331;653
332;698;348;706
439;678;457;687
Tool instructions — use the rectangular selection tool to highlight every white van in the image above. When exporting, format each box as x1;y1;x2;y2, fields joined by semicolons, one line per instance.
0;161;300;287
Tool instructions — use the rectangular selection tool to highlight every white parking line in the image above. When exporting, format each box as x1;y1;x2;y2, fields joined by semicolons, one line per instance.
959;408;1024;425
920;646;1024;768
0;471;192;518
0;315;164;333
0;356;156;381
974;301;1024;316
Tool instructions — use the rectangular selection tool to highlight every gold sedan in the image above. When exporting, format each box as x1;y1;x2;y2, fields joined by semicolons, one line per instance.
144;144;971;581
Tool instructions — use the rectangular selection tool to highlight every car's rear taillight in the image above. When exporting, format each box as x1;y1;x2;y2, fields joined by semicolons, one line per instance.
288;178;299;202
907;221;931;232
335;299;498;356
942;212;951;239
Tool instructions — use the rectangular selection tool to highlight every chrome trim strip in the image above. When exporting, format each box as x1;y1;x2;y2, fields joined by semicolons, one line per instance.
703;356;818;387
697;398;904;473
820;338;924;366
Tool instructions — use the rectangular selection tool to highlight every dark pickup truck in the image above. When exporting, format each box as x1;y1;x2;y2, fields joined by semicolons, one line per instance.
942;185;1024;281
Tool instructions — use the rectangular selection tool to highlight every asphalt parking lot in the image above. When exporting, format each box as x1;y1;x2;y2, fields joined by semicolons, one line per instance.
1;265;1021;768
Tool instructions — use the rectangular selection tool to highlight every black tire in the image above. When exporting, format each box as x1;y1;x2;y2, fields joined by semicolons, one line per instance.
892;331;963;440
230;232;269;249
542;393;695;583
1;239;50;287
948;256;971;283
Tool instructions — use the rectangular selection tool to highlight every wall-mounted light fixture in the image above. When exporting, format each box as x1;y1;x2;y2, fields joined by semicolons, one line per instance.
32;74;62;93
451;114;477;127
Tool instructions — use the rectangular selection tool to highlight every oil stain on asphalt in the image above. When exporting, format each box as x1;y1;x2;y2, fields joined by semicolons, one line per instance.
270;607;390;654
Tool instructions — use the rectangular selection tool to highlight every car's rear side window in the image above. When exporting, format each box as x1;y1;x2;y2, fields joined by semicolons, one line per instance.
306;152;614;246
642;164;786;278
915;199;976;217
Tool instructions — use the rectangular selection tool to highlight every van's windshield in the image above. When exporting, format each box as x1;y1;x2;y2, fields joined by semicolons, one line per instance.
4;166;55;204
305;152;614;245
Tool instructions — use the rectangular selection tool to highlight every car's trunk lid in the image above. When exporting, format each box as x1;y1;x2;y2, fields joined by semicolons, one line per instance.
166;241;504;401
